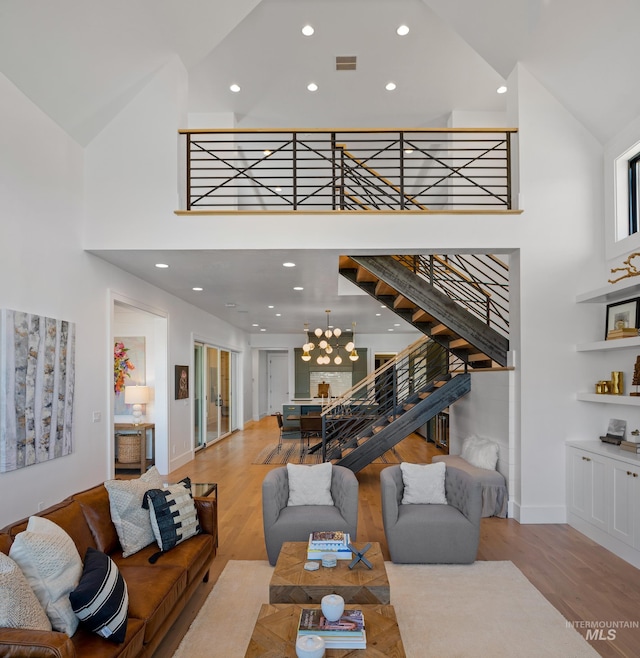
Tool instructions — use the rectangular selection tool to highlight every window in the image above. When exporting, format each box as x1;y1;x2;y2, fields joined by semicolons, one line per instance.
629;153;640;236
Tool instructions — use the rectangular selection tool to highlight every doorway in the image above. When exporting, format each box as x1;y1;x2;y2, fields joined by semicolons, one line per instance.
267;352;289;415
194;341;236;449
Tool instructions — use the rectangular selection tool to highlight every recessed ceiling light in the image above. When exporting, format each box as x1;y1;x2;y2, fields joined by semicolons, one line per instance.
302;24;314;36
225;302;237;308
376;313;382;317
155;263;169;269
260;328;267;332
230;83;241;93
394;323;401;327
263;149;272;156
252;323;259;327
192;287;203;291
294;286;304;291
385;82;397;91
404;148;414;154
388;328;394;332
397;25;410;36
307;82;318;92
380;304;386;308
275;186;282;192
283;262;296;267
276;313;282;317
268;305;274;309
497;85;508;94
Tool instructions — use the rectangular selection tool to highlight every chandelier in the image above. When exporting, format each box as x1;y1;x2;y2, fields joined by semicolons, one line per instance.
301;310;358;364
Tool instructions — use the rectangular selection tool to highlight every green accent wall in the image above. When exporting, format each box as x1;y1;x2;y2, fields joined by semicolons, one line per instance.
294;348;368;398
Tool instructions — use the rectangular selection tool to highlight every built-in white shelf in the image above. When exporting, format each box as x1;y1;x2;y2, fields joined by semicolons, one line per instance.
576;279;640;304
576;392;640;406
576;337;640;352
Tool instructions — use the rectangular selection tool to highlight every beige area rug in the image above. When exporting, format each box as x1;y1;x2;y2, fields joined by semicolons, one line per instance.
252;441;402;465
172;560;598;658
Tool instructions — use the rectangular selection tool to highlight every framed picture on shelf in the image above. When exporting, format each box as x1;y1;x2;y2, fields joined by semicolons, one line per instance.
605;298;640;339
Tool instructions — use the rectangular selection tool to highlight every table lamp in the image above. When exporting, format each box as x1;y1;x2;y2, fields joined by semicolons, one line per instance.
124;385;150;425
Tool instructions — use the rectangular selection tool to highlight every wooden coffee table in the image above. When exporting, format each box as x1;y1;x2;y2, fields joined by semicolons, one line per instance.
270;542;390;604
244;603;405;657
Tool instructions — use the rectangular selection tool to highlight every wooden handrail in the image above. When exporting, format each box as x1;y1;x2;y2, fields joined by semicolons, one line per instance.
179;127;519;135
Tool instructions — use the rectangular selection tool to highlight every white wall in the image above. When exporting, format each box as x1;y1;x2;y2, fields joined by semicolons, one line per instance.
509;64;604;522
449;370;511;482
0;70;251;527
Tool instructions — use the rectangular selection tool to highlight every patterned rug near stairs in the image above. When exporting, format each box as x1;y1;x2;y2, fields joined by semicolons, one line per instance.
252;441;403;465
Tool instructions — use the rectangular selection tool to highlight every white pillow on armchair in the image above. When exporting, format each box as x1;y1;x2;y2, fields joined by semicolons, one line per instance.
461;436;499;470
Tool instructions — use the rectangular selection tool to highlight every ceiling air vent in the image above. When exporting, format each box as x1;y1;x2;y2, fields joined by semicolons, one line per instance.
336;56;357;71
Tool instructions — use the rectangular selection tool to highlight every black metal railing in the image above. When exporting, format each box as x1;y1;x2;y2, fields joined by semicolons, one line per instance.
317;336;464;460
179;128;517;212
394;254;509;336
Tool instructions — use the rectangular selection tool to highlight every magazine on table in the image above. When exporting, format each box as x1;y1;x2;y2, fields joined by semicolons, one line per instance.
307;531;351;559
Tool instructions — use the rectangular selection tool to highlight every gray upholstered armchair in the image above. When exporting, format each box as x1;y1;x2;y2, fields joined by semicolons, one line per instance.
262;464;358;565
380;464;482;564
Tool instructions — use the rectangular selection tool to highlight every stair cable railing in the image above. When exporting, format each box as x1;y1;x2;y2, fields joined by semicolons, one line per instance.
315;336;465;461
393;254;509;337
179;128;517;213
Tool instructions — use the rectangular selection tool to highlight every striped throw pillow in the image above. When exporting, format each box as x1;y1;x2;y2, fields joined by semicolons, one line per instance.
144;478;201;562
69;548;128;643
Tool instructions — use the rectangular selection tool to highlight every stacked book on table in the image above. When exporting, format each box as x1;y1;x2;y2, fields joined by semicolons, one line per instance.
297;608;366;649
307;531;351;560
620;437;640;453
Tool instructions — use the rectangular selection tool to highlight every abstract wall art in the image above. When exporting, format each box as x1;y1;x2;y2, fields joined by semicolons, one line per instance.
114;336;145;416
0;309;76;472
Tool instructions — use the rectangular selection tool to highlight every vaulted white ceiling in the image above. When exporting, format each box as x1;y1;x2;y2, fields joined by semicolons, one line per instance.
2;0;637;145
3;0;638;335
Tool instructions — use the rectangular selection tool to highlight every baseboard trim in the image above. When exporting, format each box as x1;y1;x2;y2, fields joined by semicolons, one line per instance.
513;503;566;524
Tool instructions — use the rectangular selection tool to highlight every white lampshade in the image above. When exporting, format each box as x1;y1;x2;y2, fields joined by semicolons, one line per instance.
333;327;342;337
124;386;150;425
314;327;323;337
124;386;150;405
345;341;355;352
334;355;342;365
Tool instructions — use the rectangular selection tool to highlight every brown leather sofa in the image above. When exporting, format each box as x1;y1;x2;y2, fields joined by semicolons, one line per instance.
0;482;218;658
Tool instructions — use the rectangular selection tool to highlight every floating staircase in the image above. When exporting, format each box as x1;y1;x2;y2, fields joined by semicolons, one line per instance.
339;254;509;367
313;336;470;472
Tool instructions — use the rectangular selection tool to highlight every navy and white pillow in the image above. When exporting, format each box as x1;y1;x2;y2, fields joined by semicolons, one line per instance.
144;478;201;562
69;548;128;643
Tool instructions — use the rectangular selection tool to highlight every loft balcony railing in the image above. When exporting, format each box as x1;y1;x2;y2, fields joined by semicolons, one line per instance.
178;128;517;213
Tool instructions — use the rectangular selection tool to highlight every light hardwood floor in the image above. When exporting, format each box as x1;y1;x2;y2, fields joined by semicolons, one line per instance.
155;416;640;657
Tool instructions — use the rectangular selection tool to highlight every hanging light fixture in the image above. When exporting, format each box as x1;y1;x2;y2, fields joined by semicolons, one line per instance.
301;310;358;364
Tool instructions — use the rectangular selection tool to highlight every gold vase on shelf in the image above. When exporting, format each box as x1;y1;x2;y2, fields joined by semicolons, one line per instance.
611;371;624;395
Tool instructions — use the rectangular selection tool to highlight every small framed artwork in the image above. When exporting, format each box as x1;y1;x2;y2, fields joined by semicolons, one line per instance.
175;365;189;400
605;298;640;339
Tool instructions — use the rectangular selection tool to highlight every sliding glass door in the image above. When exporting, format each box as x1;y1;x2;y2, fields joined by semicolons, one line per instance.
194;342;235;449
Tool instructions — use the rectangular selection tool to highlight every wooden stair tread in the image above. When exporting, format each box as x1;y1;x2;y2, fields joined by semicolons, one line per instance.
413;308;436;323
375;280;397;296
418;391;431;399
339;256;358;270
468;352;492;362
356;266;378;283
393;294;416;310
449;337;472;349
431;323;455;337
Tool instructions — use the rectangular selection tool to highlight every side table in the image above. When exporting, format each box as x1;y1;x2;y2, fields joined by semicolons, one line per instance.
114;422;155;474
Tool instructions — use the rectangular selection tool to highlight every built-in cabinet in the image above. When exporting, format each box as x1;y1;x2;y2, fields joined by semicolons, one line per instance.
566;441;640;568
